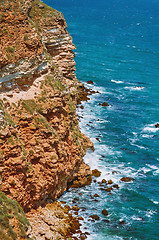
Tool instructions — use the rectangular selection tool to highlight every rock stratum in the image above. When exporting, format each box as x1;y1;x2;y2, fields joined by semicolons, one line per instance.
0;0;94;239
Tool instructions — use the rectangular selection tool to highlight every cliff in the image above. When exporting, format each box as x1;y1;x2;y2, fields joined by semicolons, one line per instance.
0;0;93;239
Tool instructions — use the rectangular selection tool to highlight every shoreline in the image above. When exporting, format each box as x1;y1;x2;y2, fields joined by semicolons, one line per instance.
0;0;95;239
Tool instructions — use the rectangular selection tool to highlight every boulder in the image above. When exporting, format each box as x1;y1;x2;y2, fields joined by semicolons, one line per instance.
92;169;101;177
120;177;135;182
107;179;113;184
90;215;100;220
99;102;109;107
87;80;94;84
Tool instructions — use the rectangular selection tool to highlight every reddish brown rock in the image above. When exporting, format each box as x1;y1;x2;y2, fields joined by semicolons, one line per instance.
120;177;135;182
102;179;107;183
87;80;94;84
92;169;101;177
108;179;113;184
106;187;113;192
102;209;108;216
94;193;99;198
113;184;119;189
155;123;159;128
99;102;109;107
90;215;100;221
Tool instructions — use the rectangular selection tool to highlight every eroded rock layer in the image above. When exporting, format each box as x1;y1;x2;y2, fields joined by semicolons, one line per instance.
0;0;94;239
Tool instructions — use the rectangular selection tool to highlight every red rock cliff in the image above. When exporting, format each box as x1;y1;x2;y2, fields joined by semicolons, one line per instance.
0;0;93;213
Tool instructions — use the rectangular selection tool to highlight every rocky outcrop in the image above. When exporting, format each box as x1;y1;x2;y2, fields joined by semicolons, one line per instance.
0;0;94;208
0;0;76;91
0;0;94;238
0;70;93;212
29;0;76;80
0;0;46;91
26;201;81;240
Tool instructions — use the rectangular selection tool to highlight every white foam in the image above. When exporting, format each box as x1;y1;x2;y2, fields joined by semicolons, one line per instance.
146;164;158;170
139;167;151;174
142;123;159;133
142;134;152;138
124;86;145;91
146;209;157;218
86;233;125;240
105;68;114;72
132;215;143;221
111;79;124;84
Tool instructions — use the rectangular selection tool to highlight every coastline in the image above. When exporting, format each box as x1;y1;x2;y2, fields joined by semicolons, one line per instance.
0;0;95;239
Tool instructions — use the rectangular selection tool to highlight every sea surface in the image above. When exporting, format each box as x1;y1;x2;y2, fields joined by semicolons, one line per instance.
44;0;159;239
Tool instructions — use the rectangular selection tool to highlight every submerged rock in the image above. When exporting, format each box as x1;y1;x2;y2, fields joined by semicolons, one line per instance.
102;209;108;216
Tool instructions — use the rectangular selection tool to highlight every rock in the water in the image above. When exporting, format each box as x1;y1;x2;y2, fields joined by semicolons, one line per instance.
107;179;113;184
87;80;94;84
113;184;119;189
90;215;100;220
101;179;107;183
96;137;101;142
106;187;113;192
155;123;159;128
120;177;135;182
94;193;99;198
99;102;109;106
92;169;101;177
119;220;126;225
102;209;108;216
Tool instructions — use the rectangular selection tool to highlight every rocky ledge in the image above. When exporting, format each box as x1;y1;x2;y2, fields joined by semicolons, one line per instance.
0;0;94;239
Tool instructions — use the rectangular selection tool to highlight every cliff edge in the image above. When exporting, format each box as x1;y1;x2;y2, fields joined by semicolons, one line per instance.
0;0;93;239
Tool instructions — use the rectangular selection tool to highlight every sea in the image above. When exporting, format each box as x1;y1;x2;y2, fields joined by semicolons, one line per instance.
44;0;159;239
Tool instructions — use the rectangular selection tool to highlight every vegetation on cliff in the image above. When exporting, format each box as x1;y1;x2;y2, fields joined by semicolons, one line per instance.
0;192;32;240
0;0;94;239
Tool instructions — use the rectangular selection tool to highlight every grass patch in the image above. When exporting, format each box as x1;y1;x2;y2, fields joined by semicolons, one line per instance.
0;192;32;240
29;0;61;28
45;75;66;91
22;99;43;115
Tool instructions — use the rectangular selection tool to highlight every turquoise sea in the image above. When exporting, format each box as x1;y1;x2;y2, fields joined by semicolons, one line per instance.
44;1;159;239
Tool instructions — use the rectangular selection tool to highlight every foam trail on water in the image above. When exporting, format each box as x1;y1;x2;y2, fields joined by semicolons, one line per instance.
111;79;124;84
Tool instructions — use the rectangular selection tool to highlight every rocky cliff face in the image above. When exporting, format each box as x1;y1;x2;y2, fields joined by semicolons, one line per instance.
0;0;93;239
0;0;76;92
0;0;93;209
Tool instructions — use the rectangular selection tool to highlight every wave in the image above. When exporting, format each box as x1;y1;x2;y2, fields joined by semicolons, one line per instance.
142;123;159;133
111;79;124;84
124;86;145;91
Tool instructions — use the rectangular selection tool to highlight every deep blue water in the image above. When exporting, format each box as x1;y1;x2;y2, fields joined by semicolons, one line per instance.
44;1;159;239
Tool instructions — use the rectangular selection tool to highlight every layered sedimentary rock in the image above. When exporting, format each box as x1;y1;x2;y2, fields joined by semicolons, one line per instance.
0;0;77;92
0;0;94;239
0;0;93;211
0;0;46;91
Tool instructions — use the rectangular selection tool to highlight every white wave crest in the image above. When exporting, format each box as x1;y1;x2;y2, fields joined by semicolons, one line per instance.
111;79;124;84
124;86;145;91
143;123;159;133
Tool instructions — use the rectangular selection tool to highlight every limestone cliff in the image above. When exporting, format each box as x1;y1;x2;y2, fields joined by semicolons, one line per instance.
0;0;93;239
